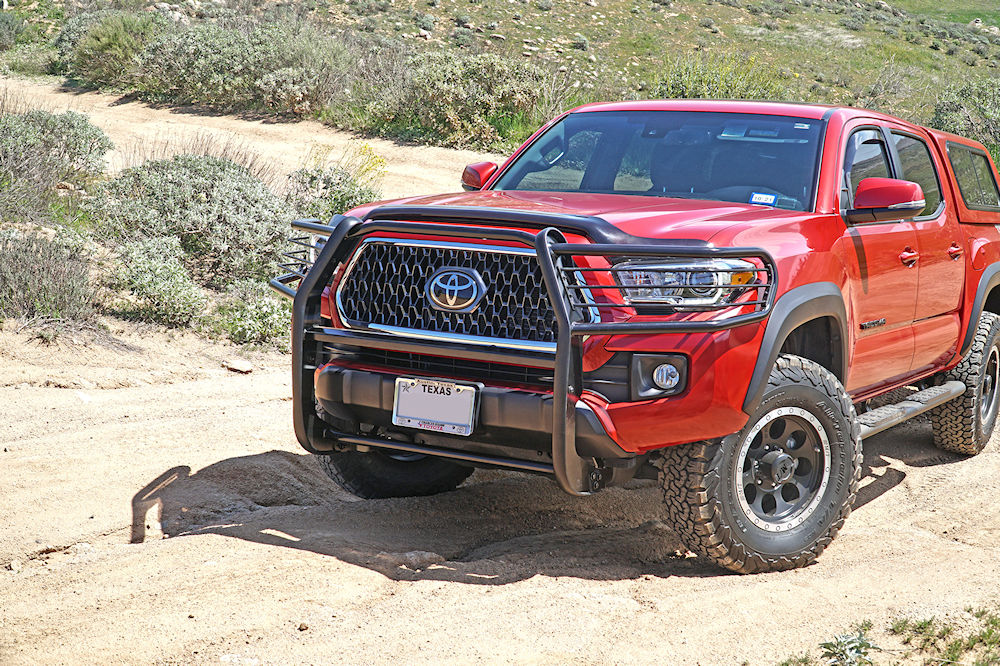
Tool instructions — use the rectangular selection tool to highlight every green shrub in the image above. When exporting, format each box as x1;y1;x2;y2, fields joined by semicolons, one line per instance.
0;13;25;51
932;79;1000;158
0;110;112;223
0;230;95;322
407;51;545;147
326;33;411;128
0;109;113;181
72;12;164;88
212;279;289;345
55;10;117;63
90;154;293;288
134;20;350;114
136;23;284;108
0;43;58;76
450;26;473;47
114;237;207;327
287;147;384;220
653;53;792;101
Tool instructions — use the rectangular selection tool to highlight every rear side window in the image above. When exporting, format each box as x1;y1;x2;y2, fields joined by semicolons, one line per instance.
891;132;942;218
948;145;1000;210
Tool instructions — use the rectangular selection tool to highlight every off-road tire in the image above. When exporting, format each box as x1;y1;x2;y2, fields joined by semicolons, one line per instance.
929;311;1000;456
656;354;863;573
317;451;473;499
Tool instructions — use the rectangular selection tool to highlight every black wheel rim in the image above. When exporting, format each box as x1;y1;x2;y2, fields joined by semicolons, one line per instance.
735;407;831;532
980;346;1000;424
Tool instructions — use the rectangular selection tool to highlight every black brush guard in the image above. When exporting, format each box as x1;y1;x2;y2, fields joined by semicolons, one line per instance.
272;206;776;496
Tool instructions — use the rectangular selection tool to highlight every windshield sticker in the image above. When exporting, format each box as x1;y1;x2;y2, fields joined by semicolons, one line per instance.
720;125;747;138
748;128;780;138
794;123;811;130
750;192;778;206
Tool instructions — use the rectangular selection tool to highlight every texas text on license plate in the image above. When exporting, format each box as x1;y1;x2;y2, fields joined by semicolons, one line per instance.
391;378;479;436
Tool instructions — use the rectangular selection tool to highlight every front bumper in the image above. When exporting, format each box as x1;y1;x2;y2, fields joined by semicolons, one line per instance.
315;364;628;461
273;206;776;495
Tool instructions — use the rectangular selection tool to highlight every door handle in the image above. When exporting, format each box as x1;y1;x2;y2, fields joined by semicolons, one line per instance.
899;248;919;267
948;243;964;260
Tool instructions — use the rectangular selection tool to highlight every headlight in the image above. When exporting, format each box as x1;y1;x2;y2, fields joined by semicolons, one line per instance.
615;259;758;307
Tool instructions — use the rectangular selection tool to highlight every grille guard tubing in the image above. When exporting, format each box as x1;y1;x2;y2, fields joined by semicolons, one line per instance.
272;206;777;496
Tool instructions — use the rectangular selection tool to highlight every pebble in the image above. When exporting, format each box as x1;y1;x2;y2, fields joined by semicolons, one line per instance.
298;622;309;631
7;559;22;573
224;359;253;374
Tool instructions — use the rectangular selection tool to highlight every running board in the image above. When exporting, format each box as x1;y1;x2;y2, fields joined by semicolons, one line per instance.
858;381;967;440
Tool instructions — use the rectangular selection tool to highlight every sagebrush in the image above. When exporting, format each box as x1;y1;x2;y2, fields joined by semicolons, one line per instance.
113;236;207;327
0;231;95;323
89;154;293;288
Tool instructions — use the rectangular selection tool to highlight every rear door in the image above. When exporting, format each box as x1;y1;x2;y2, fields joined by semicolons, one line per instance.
838;123;918;393
885;126;965;374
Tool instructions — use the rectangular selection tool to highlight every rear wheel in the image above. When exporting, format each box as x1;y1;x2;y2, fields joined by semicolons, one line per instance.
657;355;862;573
317;450;473;499
930;311;1000;456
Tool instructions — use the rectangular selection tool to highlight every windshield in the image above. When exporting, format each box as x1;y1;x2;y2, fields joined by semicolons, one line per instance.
492;110;824;212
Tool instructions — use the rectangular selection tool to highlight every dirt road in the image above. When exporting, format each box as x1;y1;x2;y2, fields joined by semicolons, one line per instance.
3;79;1000;665
0;76;501;199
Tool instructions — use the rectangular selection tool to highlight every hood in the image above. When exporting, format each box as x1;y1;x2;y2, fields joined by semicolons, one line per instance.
348;190;809;242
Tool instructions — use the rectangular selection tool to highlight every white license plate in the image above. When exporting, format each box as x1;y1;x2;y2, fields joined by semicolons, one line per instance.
391;378;479;436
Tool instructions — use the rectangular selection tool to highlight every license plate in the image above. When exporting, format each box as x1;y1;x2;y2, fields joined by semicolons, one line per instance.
392;378;479;436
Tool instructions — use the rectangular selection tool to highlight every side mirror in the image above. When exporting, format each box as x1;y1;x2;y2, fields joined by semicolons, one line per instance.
462;162;498;191
846;177;925;224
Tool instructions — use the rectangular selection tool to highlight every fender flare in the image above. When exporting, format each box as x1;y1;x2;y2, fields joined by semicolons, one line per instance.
960;262;1000;357
742;282;849;414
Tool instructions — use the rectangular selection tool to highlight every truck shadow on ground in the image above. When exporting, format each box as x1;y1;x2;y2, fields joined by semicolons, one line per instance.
130;451;724;583
131;427;965;584
854;417;963;511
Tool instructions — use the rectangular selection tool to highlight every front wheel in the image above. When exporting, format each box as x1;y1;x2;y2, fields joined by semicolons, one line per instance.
657;354;862;573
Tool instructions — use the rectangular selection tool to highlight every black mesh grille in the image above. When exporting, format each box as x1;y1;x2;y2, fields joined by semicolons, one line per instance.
337;242;558;344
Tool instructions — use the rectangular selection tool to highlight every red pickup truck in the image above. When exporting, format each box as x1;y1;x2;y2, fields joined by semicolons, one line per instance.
273;100;1000;573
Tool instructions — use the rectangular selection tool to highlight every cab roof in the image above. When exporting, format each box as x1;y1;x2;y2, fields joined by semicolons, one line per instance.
569;99;919;127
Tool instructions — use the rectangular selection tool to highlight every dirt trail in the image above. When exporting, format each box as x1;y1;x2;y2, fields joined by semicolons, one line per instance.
3;78;1000;665
0;77;501;199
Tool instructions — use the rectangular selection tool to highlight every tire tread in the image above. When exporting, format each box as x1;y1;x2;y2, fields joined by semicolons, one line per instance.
655;355;862;574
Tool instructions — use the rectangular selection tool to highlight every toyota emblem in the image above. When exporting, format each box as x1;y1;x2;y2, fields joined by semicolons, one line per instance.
425;267;486;313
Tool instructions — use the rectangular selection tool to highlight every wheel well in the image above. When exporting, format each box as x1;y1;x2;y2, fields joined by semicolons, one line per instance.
984;285;1000;316
779;317;845;383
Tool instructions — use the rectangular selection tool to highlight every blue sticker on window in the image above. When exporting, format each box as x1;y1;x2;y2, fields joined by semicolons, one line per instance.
750;192;777;206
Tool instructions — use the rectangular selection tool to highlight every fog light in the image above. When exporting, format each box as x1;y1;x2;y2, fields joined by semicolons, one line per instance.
652;363;681;391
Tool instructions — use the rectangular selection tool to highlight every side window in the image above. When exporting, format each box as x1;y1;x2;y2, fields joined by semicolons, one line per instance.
948;145;1000;210
843;129;892;207
890;132;943;218
518;130;601;191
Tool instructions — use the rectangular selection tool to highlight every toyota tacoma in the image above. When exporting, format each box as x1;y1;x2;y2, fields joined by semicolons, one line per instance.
273;100;1000;573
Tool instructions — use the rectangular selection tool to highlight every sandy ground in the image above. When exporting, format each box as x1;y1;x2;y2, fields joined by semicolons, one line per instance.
3;79;1000;665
